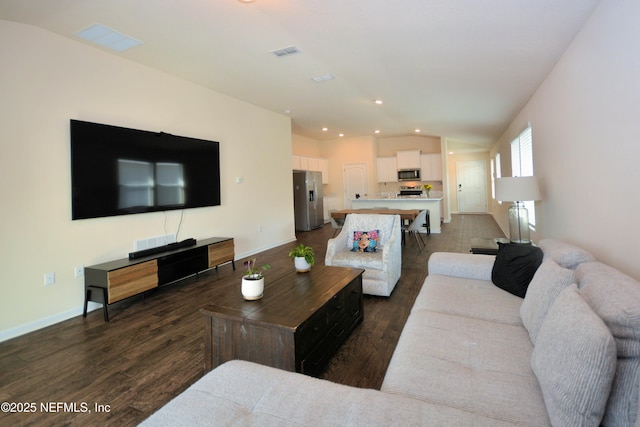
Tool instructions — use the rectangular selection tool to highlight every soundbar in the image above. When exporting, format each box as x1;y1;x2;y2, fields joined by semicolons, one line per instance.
128;238;197;260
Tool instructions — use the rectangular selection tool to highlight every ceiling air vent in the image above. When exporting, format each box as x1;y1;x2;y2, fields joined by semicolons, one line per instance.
75;23;142;52
270;45;300;57
311;74;336;82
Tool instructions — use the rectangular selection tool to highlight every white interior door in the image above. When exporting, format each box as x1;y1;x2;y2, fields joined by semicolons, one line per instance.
457;160;487;213
343;163;368;209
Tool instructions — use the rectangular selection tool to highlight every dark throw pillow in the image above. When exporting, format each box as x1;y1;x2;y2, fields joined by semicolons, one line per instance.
491;242;543;298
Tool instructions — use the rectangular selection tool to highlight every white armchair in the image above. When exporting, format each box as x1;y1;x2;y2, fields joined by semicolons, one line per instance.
325;214;402;297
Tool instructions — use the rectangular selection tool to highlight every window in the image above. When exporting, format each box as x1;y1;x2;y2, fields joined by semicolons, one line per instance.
492;153;502;201
510;126;536;227
490;158;495;199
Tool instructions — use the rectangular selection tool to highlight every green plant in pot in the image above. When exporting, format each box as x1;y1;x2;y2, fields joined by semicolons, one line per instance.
241;258;271;300
288;244;315;273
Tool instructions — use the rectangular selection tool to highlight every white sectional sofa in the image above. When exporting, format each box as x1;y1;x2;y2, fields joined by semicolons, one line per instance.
140;239;640;427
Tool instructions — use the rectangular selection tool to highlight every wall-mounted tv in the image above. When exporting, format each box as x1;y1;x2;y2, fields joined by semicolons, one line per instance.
70;119;221;220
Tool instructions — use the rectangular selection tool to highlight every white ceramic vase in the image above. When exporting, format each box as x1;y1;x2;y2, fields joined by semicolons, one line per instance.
241;275;264;300
294;257;311;273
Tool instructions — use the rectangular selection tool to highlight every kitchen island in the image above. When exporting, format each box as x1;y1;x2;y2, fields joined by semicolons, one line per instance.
351;196;443;233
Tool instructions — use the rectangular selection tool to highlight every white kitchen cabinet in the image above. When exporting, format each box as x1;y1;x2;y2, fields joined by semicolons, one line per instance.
420;153;443;181
292;155;329;184
306;157;320;172
292;155;301;170
318;158;329;184
376;157;398;182
299;156;310;171
396;150;421;169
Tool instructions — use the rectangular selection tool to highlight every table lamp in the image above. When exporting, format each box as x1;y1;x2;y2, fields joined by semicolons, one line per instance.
495;176;541;244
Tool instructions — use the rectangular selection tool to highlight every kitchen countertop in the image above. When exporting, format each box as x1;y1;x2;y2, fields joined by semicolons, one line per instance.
350;196;443;233
352;196;443;201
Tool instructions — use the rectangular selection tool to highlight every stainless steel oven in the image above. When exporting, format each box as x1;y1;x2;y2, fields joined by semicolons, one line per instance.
399;186;423;196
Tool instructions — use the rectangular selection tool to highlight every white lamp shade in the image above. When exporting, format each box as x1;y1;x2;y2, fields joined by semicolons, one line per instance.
495;176;541;202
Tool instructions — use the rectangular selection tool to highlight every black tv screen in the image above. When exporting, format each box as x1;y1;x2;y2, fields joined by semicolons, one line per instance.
70;119;221;220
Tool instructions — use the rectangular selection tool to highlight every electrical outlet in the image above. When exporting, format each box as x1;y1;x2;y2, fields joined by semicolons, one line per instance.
74;266;84;278
44;272;55;286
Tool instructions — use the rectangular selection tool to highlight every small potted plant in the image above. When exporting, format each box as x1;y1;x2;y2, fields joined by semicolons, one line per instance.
288;244;315;273
241;258;271;300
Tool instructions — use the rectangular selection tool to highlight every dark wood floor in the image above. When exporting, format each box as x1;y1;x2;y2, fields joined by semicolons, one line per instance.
0;214;504;426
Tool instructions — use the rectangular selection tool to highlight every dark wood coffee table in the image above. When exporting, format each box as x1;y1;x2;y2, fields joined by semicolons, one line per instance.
200;265;364;376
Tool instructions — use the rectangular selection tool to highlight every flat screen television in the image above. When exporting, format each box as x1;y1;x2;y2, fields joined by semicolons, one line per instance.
70;119;221;220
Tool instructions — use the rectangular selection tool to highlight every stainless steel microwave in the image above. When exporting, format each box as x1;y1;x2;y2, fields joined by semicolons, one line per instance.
397;169;421;181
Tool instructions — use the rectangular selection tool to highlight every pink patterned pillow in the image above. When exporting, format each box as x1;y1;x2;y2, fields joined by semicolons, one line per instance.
352;230;379;252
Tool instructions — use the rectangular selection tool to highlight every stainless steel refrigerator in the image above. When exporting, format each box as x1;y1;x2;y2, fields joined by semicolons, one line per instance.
293;170;324;231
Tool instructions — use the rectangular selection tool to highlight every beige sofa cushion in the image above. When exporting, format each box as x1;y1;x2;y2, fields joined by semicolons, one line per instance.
576;262;640;426
531;284;617;427
520;258;575;344
382;310;548;425
537;238;595;269
140;360;516;426
413;274;523;326
427;252;495;281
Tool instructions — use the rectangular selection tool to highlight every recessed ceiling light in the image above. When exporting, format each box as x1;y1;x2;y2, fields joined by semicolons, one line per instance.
75;23;142;52
415;129;421;133
322;127;328;132
238;0;255;4
339;133;344;137
374;99;383;105
374;130;381;134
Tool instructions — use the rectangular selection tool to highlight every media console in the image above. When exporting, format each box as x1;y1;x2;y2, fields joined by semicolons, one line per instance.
83;237;234;321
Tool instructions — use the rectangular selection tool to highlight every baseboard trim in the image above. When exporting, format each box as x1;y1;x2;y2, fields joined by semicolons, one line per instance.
0;302;102;343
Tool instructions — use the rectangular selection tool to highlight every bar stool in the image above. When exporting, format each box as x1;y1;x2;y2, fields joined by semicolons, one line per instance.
402;210;429;250
328;209;344;237
424;210;431;235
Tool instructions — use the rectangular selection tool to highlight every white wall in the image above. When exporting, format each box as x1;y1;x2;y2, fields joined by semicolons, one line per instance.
320;136;378;209
377;135;441;157
0;21;296;340
491;0;640;280
291;134;323;158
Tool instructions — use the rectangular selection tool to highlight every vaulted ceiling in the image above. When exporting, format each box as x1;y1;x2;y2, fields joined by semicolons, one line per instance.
0;0;600;147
